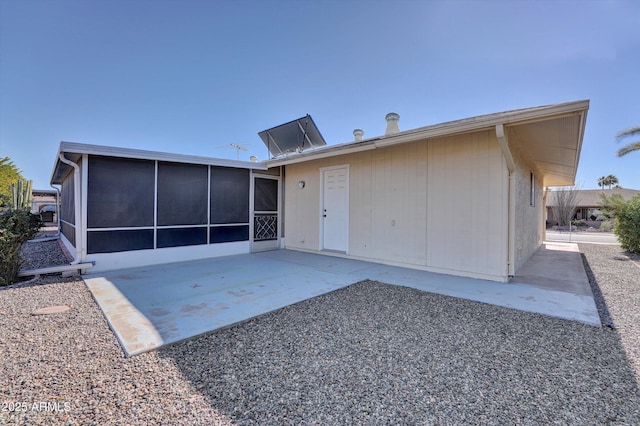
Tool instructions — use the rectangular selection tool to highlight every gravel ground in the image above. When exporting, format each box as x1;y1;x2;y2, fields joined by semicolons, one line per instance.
579;243;640;382
18;230;70;272
1;239;639;425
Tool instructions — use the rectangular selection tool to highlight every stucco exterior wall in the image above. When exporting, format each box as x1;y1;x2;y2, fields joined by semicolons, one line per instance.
508;131;544;272
283;130;510;281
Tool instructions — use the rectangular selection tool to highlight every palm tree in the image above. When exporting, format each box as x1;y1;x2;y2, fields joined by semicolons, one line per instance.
616;126;640;157
597;176;607;189
605;174;619;189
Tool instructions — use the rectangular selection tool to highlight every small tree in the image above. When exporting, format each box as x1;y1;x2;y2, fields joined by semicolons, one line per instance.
600;193;640;253
551;186;580;227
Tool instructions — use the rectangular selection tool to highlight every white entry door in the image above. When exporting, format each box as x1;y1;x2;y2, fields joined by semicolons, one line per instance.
321;166;349;252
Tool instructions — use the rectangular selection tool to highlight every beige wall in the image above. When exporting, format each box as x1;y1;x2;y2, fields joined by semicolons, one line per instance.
283;130;511;281
508;131;545;272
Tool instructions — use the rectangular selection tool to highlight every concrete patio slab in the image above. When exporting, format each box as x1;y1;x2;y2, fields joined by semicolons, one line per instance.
84;243;600;356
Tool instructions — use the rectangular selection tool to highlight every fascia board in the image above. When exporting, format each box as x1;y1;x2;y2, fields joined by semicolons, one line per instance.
57;141;268;170
265;142;376;166
376;100;590;149
269;100;590;164
571;109;588;185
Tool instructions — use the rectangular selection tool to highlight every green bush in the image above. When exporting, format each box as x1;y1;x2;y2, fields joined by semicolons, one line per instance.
0;209;42;286
613;195;640;253
571;219;588;227
599;220;614;232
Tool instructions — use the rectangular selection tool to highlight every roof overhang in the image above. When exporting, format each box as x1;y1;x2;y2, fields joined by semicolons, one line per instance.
50;142;268;185
265;100;590;186
503;105;588;187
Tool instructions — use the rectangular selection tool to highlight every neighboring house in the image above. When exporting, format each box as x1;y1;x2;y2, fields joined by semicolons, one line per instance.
50;100;589;282
31;189;57;222
546;188;640;227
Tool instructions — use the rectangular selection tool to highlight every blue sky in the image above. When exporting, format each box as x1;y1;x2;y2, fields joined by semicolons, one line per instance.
1;0;638;190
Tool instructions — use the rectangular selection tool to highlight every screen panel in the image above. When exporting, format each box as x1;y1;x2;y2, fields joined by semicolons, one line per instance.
157;162;208;226
61;173;75;224
87;229;154;253
210;167;249;224
254;178;278;212
87;156;155;228
61;222;75;246
210;225;249;243
157;227;207;248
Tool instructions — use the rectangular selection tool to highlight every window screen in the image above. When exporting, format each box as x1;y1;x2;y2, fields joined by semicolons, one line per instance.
157;162;208;226
210;167;249;224
157;227;207;248
87;156;155;228
61;173;75;225
254;178;278;212
87;229;154;253
210;225;249;243
61;222;75;246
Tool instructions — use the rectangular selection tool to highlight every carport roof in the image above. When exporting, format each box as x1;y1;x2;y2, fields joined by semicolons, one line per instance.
266;100;590;187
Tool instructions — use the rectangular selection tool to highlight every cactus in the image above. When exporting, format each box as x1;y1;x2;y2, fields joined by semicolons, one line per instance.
9;179;32;211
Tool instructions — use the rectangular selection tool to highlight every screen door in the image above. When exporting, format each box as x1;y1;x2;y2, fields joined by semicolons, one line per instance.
252;175;280;252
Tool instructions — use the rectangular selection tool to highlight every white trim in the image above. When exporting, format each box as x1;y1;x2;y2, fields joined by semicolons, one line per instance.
251;173;281;252
87;224;238;231
269;143;375;167
80;155;88;262
267;100;590;167
496;124;516;277
88;226;155;232
58;141;267;170
207;166;211;244
249;170;255;248
57;153;82;263
319;164;350;254
153;161;158;249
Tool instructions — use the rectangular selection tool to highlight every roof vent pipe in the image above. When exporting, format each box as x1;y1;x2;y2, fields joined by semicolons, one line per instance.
353;129;364;142
385;112;400;135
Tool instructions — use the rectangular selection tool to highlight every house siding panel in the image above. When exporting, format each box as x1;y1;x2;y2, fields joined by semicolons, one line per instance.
426;132;507;278
283;130;509;281
348;151;374;258
506;129;545;272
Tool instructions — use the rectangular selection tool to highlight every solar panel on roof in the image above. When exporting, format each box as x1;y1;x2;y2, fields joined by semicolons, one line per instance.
258;114;327;158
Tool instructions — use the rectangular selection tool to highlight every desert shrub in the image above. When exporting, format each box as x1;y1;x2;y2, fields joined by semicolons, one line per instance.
599;220;614;232
571;219;588;227
612;195;640;253
0;209;42;286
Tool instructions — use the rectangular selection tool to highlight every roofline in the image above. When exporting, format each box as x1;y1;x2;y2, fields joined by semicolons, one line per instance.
266;100;590;167
51;141;267;184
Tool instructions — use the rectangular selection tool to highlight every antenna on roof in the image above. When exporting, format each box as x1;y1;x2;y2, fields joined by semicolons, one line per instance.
218;143;249;160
